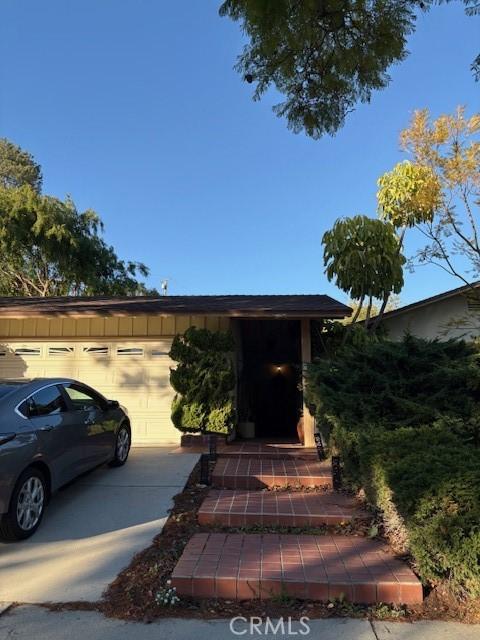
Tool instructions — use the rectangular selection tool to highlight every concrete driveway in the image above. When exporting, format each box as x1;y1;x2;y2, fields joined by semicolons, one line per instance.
0;447;198;603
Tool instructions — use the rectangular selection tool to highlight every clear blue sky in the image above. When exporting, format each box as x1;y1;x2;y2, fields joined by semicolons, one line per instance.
0;1;478;304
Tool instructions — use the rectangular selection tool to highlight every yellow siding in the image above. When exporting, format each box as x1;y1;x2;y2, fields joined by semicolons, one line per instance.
161;315;175;335
133;316;148;336
76;317;90;336
49;317;63;336
0;315;230;339
105;317;119;336
118;317;133;336
90;317;105;336
62;318;76;337
36;318;50;337
147;316;162;335
0;319;9;337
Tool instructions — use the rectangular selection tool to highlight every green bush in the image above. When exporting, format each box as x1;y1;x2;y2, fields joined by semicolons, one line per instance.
307;334;480;445
357;424;480;596
306;334;480;597
169;326;236;434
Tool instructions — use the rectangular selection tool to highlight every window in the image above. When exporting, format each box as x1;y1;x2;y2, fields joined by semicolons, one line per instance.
26;386;67;417
151;349;169;357
49;346;75;356
117;347;144;357
63;383;105;411
15;347;41;357
82;346;108;356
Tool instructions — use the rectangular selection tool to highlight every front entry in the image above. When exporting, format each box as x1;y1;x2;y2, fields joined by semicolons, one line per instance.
237;319;302;440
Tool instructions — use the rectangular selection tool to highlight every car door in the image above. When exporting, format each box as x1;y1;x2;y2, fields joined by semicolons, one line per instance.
61;382;116;466
23;384;88;486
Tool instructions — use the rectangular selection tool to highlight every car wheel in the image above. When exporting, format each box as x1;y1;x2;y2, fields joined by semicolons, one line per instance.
0;467;47;541
109;424;131;467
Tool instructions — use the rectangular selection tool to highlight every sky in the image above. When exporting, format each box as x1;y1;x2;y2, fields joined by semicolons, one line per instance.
0;1;478;305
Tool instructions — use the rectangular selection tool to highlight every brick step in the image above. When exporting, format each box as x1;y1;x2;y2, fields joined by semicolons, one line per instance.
211;458;332;490
171;533;423;604
217;443;318;460
198;490;369;527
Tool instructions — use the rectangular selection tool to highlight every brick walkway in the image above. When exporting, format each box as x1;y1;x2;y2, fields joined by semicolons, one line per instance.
217;442;317;459
211;457;333;489
198;490;369;527
171;533;423;604
170;443;423;605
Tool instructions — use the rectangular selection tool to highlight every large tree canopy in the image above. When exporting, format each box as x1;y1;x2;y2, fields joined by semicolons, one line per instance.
0;186;154;297
0;138;42;192
0;139;155;297
220;0;479;138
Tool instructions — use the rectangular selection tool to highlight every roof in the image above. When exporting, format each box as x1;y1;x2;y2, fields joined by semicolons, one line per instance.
380;281;480;322
0;295;351;319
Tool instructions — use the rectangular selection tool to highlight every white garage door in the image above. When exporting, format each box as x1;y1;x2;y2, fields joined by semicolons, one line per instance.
0;340;178;445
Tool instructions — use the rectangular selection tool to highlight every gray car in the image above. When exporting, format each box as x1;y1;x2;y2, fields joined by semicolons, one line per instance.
0;378;131;541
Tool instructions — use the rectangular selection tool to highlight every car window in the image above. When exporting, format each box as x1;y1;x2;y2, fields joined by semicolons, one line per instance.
27;386;67;417
63;384;104;411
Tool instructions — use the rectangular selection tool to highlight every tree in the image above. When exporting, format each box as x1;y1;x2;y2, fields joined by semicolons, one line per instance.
343;294;400;323
0;138;155;296
169;327;236;435
220;0;479;138
322;215;405;328
0;185;154;296
0;138;42;192
377;107;480;290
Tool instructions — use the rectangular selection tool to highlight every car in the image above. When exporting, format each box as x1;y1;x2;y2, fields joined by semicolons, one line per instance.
0;378;131;541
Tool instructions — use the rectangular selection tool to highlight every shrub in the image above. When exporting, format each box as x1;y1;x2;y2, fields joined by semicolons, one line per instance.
307;334;480;443
306;335;480;597
357;424;480;596
169;327;236;434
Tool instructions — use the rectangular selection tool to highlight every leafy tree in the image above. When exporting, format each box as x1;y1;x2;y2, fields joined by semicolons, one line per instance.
322;215;405;328
220;0;479;138
0;138;42;192
0;185;153;296
0;138;155;296
344;294;400;323
377;107;480;290
169;327;236;435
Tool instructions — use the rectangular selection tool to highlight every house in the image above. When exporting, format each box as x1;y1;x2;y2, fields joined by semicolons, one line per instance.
0;294;350;447
380;281;480;341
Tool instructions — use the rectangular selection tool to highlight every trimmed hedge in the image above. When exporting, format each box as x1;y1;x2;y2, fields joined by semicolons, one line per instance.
306;334;480;597
169;327;236;435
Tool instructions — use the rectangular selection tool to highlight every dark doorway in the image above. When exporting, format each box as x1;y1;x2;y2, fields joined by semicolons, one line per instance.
237;319;302;440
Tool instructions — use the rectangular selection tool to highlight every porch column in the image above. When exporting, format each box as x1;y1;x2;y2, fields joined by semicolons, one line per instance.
301;318;315;448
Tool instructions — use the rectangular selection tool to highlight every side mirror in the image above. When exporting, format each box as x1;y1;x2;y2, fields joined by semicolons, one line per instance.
107;399;120;409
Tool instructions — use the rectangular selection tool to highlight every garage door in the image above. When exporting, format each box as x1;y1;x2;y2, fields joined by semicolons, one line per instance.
0;340;178;445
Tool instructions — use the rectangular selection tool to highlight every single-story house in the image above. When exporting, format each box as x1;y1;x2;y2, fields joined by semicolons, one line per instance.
380;281;480;341
0;294;350;447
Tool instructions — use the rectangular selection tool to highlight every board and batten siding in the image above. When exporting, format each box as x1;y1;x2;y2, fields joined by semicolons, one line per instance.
0;314;229;339
0;314;230;445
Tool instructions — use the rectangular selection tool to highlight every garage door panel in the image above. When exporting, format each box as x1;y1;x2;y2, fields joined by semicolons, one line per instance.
0;339;179;446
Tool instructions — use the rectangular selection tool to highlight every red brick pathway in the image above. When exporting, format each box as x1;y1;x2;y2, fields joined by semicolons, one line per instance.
171;533;423;604
198;490;369;527
211;457;333;490
217;442;317;459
